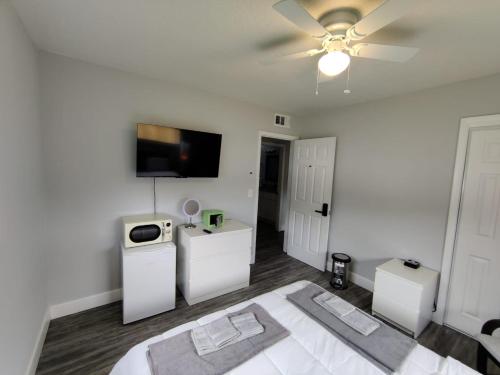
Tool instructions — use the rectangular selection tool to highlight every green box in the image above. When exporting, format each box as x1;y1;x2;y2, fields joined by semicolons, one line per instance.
202;209;224;229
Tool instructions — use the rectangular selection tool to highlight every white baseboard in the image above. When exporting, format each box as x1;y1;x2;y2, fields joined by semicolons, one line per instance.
326;259;333;272
25;289;123;374
326;259;374;292
26;308;50;375
50;288;122;319
349;272;374;292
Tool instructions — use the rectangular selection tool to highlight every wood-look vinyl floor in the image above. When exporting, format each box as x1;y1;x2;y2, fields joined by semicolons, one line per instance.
36;222;497;374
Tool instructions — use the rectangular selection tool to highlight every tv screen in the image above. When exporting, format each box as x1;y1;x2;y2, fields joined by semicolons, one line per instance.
136;124;222;177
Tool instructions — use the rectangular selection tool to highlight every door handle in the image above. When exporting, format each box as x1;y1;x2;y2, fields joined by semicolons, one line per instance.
315;203;328;217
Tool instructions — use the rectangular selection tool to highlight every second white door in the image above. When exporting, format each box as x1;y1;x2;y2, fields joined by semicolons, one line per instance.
287;137;336;270
446;126;500;336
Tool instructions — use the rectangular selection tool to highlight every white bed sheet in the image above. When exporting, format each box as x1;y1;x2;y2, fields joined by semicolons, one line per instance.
110;280;478;375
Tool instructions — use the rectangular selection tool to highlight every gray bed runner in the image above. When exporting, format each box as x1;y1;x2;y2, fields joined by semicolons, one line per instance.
147;303;290;375
287;283;417;374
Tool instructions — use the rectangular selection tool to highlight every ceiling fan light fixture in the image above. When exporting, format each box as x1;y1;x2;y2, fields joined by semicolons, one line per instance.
318;51;350;76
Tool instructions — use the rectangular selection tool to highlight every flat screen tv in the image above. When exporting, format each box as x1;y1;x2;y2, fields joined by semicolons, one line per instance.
136;124;222;177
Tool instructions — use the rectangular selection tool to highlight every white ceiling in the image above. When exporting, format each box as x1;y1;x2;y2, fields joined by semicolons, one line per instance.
11;0;500;115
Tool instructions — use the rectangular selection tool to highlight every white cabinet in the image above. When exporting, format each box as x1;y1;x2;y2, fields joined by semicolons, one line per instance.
177;219;252;305
372;259;439;338
121;242;176;324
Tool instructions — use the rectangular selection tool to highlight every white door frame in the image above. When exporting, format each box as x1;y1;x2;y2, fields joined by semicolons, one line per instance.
277;143;290;232
435;114;500;324
251;131;299;264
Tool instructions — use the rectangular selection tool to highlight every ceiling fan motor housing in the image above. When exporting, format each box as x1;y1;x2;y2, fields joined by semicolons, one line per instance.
319;9;360;38
323;38;349;53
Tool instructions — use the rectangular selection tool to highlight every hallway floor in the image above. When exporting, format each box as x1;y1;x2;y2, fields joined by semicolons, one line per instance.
255;220;284;262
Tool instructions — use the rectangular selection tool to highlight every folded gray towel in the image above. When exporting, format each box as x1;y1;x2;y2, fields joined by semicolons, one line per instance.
147;303;290;375
287;283;417;374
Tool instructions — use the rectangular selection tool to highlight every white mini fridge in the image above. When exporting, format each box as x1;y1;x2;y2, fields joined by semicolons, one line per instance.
121;242;176;324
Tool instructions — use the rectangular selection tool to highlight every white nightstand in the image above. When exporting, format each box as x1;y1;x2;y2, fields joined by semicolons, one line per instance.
372;259;439;338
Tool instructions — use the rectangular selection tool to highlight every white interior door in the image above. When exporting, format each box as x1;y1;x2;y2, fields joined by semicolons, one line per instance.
445;126;500;336
287;137;336;270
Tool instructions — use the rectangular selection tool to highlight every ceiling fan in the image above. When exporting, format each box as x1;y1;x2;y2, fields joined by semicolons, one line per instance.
268;0;419;82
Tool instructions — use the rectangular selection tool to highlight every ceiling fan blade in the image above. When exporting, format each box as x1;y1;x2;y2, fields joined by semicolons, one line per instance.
351;43;418;62
347;0;417;41
261;48;324;65
273;0;329;38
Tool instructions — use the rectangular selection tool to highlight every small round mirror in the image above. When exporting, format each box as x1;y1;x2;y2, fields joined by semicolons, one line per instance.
182;199;201;228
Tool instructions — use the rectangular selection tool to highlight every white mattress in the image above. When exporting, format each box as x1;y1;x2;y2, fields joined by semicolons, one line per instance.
110;280;478;375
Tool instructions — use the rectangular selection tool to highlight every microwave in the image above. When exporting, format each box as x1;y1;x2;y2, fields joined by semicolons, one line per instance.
122;214;173;248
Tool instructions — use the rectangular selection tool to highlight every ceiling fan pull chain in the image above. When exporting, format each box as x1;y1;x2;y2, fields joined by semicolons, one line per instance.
344;63;351;95
315;65;320;95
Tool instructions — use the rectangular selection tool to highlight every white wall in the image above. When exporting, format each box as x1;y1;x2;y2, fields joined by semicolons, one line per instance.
0;2;47;374
298;73;500;281
40;50;500;308
39;52;296;306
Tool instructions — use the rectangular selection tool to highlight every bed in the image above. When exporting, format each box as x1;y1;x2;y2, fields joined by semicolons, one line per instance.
110;280;479;375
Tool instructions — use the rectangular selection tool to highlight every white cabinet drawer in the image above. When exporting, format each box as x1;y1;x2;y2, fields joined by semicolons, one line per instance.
190;251;249;279
190;230;251;260
373;293;418;331
189;269;249;300
374;270;422;311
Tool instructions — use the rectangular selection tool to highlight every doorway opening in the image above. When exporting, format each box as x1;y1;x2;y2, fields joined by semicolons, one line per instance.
255;137;291;263
252;133;336;271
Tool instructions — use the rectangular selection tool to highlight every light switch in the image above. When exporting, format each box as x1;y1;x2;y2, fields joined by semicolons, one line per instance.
247;189;254;198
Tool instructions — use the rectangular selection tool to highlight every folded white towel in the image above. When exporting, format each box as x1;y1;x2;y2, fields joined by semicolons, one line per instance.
191;326;215;356
314;292;356;317
191;312;265;356
230;312;264;340
205;316;240;348
191;316;240;356
313;291;380;336
342;309;380;336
